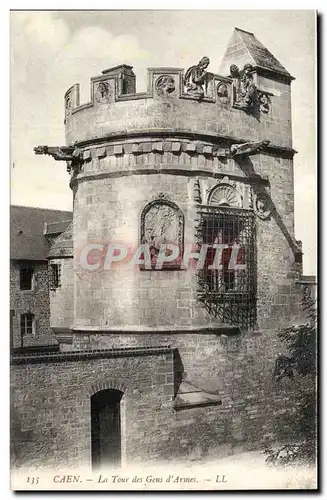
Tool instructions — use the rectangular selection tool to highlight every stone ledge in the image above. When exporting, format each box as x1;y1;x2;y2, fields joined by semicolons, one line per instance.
11;345;173;365
174;381;222;411
71;325;241;335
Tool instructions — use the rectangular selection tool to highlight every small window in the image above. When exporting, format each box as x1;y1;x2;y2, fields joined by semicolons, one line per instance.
50;263;61;289
20;313;35;336
19;265;34;290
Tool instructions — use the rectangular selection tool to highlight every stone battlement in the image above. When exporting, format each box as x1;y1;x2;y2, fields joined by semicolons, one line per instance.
64;64;293;150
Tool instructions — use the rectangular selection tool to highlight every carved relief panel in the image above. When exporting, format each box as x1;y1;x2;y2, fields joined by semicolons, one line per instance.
207;178;243;208
216;82;230;104
93;80;114;104
140;198;184;269
154;75;177;97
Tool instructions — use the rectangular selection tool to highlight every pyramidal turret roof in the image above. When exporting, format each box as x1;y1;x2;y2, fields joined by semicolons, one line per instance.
219;28;293;80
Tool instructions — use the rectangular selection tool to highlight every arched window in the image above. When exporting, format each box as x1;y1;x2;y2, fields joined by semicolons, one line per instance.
91;389;123;470
198;184;256;328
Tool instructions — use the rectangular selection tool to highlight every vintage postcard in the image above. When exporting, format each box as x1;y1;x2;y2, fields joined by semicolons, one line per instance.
10;9;317;491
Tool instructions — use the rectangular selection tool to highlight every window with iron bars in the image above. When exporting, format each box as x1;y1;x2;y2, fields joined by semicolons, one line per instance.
196;206;256;329
49;263;61;290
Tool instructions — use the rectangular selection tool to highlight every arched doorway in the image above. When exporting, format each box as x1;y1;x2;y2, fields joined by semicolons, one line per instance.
91;389;123;470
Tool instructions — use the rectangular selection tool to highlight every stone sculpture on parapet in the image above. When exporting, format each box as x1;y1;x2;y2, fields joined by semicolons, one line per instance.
230;63;256;111
184;56;210;98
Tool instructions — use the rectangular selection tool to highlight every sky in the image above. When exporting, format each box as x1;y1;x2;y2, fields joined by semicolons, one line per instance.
10;10;317;274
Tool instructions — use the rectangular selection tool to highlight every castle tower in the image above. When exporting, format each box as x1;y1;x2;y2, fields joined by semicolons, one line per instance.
24;29;306;469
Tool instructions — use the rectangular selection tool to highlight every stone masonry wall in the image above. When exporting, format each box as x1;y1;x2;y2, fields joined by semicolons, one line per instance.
10;260;58;348
73;150;302;332
11;332;305;471
11;351;175;470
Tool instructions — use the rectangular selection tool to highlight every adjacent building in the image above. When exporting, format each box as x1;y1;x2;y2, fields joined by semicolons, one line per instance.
10;205;72;350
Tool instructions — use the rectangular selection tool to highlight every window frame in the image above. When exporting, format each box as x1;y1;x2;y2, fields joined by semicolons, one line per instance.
20;312;35;336
19;264;35;291
49;263;61;290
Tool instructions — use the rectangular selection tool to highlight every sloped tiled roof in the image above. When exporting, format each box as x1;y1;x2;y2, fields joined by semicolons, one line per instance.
10;205;72;261
47;221;73;259
219;27;293;79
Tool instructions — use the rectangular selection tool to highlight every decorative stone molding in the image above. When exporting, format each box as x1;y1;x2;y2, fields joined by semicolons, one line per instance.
193;179;202;204
155;75;176;97
34;140;273;183
208;182;243;208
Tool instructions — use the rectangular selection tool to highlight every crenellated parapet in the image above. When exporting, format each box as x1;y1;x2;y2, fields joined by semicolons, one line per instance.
64;62;293;150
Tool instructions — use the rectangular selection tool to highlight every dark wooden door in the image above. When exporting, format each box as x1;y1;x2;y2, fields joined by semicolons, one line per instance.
91;389;123;470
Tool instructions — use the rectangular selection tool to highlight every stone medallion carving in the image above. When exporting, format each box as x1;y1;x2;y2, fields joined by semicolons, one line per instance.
254;193;271;220
95;81;112;103
155;75;176;97
217;82;229;103
141;200;184;269
208;183;242;208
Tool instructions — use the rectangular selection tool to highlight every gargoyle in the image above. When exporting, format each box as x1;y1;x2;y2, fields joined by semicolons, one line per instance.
230;140;270;157
34;145;82;162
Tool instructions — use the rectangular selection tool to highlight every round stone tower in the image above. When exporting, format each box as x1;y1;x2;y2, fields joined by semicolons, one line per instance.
59;55;301;345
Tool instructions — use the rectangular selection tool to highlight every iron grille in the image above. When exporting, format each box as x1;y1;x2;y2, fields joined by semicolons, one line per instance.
196;205;256;329
49;263;61;290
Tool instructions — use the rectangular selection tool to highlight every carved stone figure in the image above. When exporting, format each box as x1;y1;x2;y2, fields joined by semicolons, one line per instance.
95;81;112;103
141;200;184;268
258;92;270;113
230;63;256;111
184;56;210;98
155;75;176;97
